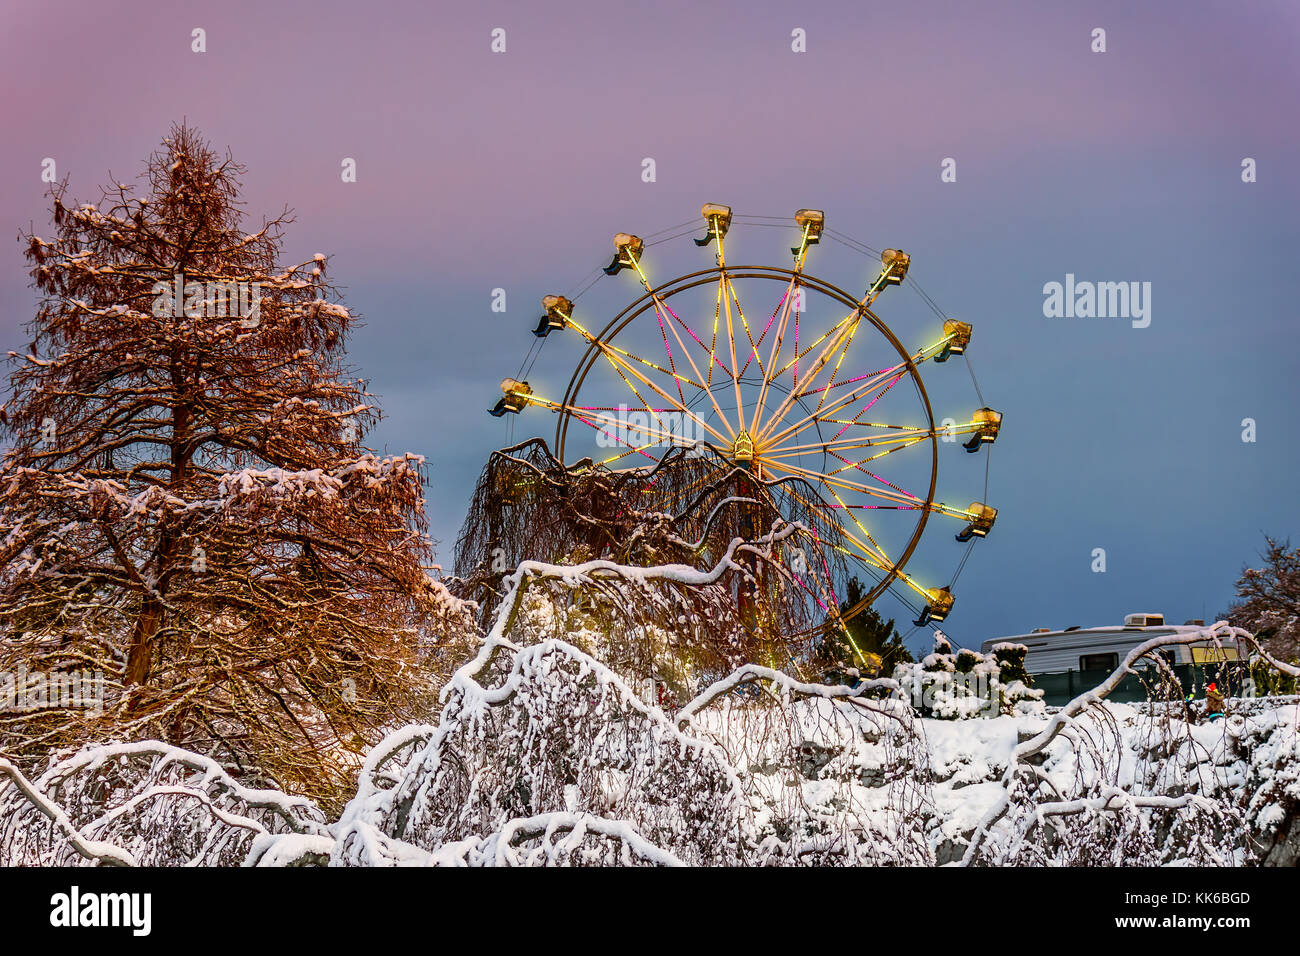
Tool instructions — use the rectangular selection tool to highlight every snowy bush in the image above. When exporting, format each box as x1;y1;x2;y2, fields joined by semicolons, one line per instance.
893;635;1044;719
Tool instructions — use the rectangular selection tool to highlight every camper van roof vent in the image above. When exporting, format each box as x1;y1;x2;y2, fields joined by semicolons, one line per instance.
1124;612;1165;627
1030;627;1051;634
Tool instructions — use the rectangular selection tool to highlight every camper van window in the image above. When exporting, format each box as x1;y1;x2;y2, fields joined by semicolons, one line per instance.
1080;653;1118;672
1137;648;1176;668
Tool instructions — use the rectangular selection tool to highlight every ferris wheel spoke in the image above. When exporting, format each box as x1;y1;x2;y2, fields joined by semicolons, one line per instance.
822;374;906;440
726;272;765;383
929;501;990;522
785;553;838;618
889;566;945;605
559;310;708;447
657;296;737;439
705;227;750;429
561;313;705;391
570;406;706;449
805;301;871;418
798;321;969;440
791;218;819;271
761;427;932;460
654;309;686;406
761;358;916;451
792;366;901;400
772;308;858;380
580;349;730;448
630;247;732;383
761;459;923;511
824;435;932;473
570;414;664;466
783;482;894;570
719;271;747;434
779;483;862;567
592;352;694;446
637;470;722;506
824;452;923;506
754;309;865;446
757;341;900;449
624;244;737;434
540;395;686;452
748;278;801;435
592;442;661;467
707;281;722;388
824;324;962;423
627;247;707;408
827;510;896;576
737;284;791;379
826;448;924;499
835;525;938;607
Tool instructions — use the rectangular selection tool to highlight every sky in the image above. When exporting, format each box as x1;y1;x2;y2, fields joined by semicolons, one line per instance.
1;0;1297;653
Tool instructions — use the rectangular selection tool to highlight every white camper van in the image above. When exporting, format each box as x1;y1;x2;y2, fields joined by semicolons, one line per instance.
980;614;1244;679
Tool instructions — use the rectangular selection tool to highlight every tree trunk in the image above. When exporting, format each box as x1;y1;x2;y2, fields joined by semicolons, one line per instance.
124;593;163;687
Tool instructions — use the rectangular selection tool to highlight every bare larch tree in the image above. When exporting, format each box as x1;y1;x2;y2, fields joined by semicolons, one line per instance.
0;124;465;807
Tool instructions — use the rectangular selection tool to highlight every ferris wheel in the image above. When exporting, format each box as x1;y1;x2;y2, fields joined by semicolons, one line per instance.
489;204;1000;643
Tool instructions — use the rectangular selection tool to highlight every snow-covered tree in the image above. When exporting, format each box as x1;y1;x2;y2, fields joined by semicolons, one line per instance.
452;438;855;691
0;124;470;806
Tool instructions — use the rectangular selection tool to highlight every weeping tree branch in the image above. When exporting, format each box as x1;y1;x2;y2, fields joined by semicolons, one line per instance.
960;622;1285;866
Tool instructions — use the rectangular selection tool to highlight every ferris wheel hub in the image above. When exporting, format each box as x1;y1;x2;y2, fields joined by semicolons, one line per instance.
732;430;756;465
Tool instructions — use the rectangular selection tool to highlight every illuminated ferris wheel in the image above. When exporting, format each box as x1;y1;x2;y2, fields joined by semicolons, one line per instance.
490;204;1001;640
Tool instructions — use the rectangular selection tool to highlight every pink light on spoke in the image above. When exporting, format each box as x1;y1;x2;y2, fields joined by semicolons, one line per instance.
793;308;799;388
830;449;920;501
817;536;839;609
651;308;686;405
575;406;677;413
831;373;903;440
822;503;918;510
739;290;787;377
577;415;660;464
660;299;730;377
790;572;830;615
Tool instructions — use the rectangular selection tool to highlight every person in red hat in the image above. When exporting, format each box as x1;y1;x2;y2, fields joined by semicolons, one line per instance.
1206;681;1226;719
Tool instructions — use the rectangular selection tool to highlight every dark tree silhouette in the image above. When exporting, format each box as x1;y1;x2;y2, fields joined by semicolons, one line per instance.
1223;535;1300;663
816;577;913;683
